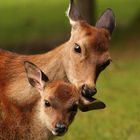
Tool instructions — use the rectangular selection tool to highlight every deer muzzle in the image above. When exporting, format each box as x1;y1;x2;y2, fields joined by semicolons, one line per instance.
52;123;67;136
81;84;97;99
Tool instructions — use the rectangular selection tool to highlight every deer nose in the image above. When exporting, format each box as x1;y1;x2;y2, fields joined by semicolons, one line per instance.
81;84;97;98
54;123;67;135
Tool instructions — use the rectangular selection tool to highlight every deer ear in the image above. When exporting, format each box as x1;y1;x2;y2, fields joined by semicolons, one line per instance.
24;61;49;92
78;96;106;112
95;8;115;35
67;0;82;26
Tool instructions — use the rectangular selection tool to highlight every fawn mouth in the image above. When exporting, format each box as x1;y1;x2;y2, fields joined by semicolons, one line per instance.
52;129;67;136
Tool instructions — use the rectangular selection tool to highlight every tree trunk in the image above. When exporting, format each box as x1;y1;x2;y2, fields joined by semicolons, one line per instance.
76;0;96;25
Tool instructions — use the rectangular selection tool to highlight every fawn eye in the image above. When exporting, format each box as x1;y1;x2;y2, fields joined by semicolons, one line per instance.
68;104;78;112
74;44;81;53
44;100;51;107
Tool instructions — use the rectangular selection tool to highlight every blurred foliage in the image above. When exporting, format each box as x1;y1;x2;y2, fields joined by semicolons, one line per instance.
0;0;69;52
0;0;139;52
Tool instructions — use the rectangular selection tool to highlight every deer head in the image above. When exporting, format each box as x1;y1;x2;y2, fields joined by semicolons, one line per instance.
24;61;105;136
63;0;115;100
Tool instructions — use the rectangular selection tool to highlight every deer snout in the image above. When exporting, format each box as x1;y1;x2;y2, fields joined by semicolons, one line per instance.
52;123;67;136
81;84;97;98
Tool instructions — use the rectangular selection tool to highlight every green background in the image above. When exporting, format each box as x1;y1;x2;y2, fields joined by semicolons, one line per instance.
0;0;140;139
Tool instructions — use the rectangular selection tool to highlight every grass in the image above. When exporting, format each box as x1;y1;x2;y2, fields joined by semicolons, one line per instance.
57;41;140;140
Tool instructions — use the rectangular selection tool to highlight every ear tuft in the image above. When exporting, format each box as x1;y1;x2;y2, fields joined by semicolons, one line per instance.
24;61;49;92
67;0;82;26
95;8;116;35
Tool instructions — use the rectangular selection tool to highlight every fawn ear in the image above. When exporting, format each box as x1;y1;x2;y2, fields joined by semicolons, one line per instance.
67;0;82;27
95;8;115;35
78;96;106;112
24;61;49;92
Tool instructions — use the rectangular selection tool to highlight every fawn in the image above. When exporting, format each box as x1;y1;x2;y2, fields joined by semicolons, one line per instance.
0;61;105;140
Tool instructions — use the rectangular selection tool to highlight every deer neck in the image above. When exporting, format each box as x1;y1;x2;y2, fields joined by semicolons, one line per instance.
30;43;68;82
4;43;69;108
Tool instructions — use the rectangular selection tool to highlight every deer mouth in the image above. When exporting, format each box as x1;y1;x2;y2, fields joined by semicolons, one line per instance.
52;128;67;136
84;96;97;102
52;130;66;136
81;94;102;103
81;89;95;101
79;95;106;112
81;85;97;99
79;88;106;111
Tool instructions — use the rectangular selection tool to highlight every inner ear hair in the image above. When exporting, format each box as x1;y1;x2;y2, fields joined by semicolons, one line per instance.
67;0;83;25
24;61;49;91
41;71;49;82
95;8;115;35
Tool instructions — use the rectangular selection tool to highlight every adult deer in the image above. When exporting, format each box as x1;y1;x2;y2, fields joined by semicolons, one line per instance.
0;0;115;111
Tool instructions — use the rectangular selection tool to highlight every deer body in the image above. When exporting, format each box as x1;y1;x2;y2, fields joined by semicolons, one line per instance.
0;46;66;106
0;96;53;140
0;61;82;140
0;0;115;111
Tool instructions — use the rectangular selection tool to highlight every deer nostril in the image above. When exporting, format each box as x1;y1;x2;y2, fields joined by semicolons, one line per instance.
92;88;97;94
81;84;97;98
55;123;67;134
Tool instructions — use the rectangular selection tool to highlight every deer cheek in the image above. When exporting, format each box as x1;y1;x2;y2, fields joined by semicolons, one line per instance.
46;111;58;129
68;112;77;124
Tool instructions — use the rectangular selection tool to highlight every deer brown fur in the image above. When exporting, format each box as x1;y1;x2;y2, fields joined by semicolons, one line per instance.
0;0;115;111
0;61;81;140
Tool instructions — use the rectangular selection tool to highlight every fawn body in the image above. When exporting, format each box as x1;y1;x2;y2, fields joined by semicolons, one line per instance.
0;62;80;140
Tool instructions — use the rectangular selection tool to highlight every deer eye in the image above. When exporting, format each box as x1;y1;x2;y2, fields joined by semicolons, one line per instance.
68;104;78;112
74;44;81;53
44;100;51;107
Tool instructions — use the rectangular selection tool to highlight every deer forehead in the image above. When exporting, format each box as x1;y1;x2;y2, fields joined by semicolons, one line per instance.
73;21;109;37
43;81;79;104
72;23;110;53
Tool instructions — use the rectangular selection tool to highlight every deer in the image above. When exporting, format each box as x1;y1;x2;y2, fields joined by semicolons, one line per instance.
0;0;115;111
0;61;102;140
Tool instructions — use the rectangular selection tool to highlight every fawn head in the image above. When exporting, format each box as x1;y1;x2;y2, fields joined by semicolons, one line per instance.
24;61;105;136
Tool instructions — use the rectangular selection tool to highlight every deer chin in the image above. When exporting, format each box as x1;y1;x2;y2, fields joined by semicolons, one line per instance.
78;93;106;112
84;96;96;102
51;130;67;136
52;130;59;136
84;95;106;106
83;95;101;104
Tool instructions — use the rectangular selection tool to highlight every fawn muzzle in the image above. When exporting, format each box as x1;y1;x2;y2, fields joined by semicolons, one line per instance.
53;123;67;136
